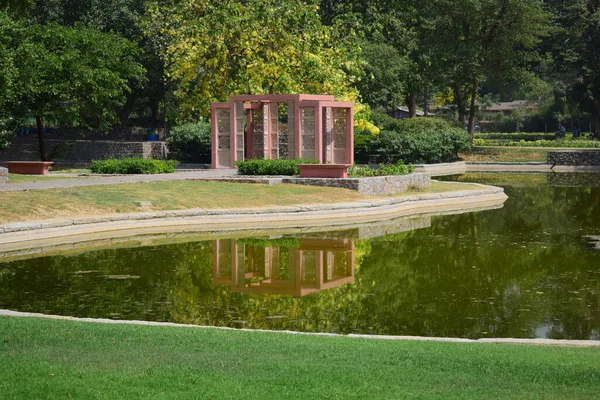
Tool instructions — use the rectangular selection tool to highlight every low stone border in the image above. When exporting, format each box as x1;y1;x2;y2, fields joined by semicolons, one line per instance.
0;166;7;183
2;309;598;347
0;183;507;246
412;161;600;175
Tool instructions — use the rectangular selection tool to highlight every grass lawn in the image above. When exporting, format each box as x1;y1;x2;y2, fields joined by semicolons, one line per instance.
460;146;550;162
0;180;481;224
1;317;599;399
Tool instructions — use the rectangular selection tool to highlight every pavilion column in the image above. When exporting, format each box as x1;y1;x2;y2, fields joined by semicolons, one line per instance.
294;101;302;159
234;102;245;164
245;109;253;159
287;102;296;159
346;106;354;164
262;102;270;159
315;105;323;163
324;107;333;163
229;102;237;167
269;102;279;160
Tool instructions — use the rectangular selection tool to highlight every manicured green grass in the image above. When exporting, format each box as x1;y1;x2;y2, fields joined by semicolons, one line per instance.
0;181;479;224
460;146;550;162
1;317;599;399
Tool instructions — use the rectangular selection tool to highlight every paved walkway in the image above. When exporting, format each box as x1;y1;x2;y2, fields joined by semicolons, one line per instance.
0;169;237;192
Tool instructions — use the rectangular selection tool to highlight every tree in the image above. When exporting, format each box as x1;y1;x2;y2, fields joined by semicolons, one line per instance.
433;0;549;141
545;0;600;138
356;43;408;111
14;22;144;160
319;0;419;114
147;0;360;120
0;11;28;149
27;0;168;127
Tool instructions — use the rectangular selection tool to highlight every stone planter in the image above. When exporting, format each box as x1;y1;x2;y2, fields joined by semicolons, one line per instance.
298;164;352;178
283;173;431;195
3;161;54;175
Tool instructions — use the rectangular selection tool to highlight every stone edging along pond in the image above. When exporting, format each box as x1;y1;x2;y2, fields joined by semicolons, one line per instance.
0;182;507;246
2;309;600;347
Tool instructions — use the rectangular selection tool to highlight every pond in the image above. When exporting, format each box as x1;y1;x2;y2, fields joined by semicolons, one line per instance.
1;173;599;340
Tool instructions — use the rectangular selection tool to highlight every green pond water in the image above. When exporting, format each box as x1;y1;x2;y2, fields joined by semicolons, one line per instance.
1;173;599;339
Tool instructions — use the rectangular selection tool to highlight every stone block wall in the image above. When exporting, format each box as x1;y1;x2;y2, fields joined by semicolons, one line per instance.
0;138;168;163
283;173;431;196
547;150;600;166
0;167;7;183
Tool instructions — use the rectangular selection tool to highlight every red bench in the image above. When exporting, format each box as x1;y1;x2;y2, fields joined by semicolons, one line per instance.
2;161;54;175
298;164;352;179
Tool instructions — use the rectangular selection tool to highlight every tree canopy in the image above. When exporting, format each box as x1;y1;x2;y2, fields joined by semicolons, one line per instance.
147;0;361;119
0;0;598;142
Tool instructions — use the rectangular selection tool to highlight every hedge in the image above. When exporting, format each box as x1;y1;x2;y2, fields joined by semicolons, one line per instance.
90;158;178;174
236;159;318;176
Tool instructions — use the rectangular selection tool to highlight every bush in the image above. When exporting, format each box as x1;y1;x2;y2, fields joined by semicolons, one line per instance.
475;138;600;148
90;158;178;174
475;132;556;141
167;122;211;163
236;159;317;176
354;133;375;164
370;124;469;164
348;161;414;177
371;113;457;132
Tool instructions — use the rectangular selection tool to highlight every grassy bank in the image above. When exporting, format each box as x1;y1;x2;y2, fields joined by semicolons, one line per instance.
1;317;599;399
0;181;480;224
460;146;550;162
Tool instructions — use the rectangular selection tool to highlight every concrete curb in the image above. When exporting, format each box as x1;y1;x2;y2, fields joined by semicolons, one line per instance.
0;184;507;245
2;309;598;347
412;161;600;175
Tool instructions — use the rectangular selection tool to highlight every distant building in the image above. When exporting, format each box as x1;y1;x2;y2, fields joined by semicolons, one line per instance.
392;107;430;119
481;100;538;116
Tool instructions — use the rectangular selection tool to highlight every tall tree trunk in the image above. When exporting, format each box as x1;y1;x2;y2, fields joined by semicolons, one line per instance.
405;92;417;118
593;98;600;139
149;96;164;127
454;87;466;126
467;77;479;144
35;115;47;161
118;93;137;124
423;87;429;117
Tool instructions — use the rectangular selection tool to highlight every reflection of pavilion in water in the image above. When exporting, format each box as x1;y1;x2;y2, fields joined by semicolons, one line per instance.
212;238;354;297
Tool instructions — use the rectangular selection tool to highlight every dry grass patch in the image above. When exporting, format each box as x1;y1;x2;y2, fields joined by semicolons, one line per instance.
460;147;549;162
7;174;90;184
0;180;484;224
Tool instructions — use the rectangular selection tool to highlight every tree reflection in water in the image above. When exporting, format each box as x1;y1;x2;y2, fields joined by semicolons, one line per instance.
0;173;599;339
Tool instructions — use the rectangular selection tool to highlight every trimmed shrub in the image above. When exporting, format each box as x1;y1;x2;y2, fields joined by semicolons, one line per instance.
167;122;211;163
348;161;414;177
90;158;178;174
236;159;317;176
370;126;469;164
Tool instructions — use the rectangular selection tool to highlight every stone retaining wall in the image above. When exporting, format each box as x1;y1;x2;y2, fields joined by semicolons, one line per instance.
0;138;168;163
0;167;7;183
282;173;431;195
547;150;600;166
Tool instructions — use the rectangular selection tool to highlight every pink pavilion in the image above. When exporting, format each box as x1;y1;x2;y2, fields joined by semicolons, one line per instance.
210;94;354;168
